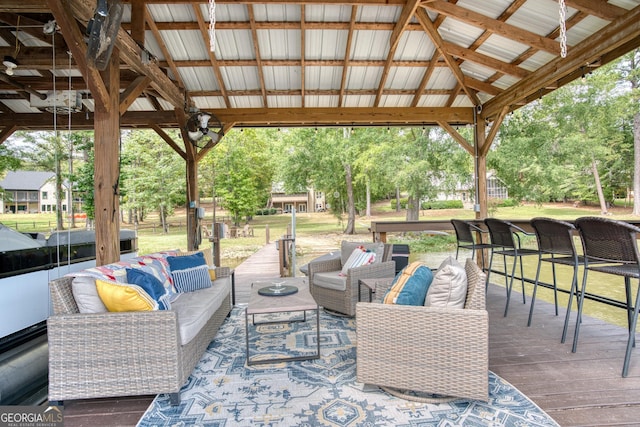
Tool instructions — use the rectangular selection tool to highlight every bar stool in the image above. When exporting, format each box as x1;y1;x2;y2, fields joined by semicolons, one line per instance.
484;218;539;317
450;219;495;270
528;218;580;342
574;216;640;377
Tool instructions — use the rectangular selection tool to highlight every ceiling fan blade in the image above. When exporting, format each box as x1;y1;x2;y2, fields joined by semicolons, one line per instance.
188;129;204;141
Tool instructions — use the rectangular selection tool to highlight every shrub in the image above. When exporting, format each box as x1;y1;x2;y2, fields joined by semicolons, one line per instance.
255;208;278;216
390;198;408;209
421;200;464;210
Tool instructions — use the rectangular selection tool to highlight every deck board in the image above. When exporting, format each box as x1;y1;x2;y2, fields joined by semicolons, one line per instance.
60;246;640;426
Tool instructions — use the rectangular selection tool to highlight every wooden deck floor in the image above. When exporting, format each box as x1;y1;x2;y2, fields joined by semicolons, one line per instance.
61;245;640;426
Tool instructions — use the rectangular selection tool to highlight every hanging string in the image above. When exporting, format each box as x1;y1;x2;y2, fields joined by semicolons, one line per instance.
559;0;567;58
66;49;74;264
208;0;216;52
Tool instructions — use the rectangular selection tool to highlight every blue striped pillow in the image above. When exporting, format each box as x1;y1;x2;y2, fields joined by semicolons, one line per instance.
171;264;212;293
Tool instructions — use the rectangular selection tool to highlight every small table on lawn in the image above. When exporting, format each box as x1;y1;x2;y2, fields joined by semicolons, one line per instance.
245;277;320;366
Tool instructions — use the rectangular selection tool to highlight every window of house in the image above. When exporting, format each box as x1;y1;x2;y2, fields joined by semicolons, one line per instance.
42;191;48;200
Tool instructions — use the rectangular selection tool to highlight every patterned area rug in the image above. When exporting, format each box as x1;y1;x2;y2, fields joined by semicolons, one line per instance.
137;307;559;427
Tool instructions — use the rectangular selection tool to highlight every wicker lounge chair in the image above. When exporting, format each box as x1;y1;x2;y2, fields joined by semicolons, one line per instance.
356;258;488;402
308;241;395;317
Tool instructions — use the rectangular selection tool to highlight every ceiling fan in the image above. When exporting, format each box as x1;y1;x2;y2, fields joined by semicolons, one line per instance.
86;0;124;71
186;111;224;148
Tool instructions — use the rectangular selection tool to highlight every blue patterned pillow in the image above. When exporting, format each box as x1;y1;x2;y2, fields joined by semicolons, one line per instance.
166;252;206;271
383;261;434;306
171;265;212;293
126;268;171;310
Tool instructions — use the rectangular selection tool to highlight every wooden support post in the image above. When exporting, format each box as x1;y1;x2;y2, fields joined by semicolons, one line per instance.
475;118;488;220
186;153;199;250
92;49;121;266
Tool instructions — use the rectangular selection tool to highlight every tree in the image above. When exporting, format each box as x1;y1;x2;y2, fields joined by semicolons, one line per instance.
201;129;275;225
121;130;185;233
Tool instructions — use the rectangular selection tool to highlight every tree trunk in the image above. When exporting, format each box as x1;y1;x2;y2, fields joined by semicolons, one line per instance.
406;195;420;220
55;159;64;230
592;157;608;215
161;204;168;234
395;187;400;212
344;163;356;234
633;112;640;215
365;179;371;217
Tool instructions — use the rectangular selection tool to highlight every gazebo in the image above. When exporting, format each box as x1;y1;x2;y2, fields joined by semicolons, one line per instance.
1;0;639;265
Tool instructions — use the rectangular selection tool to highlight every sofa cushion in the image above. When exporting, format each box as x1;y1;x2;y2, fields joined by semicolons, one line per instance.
166;252;207;271
208;267;217;281
172;265;212;293
126;268;172;310
72;275;107;314
341;241;384;265
95;278;157;312
425;256;467;308
172;276;230;345
313;271;348;291
383;261;433;306
340;246;376;275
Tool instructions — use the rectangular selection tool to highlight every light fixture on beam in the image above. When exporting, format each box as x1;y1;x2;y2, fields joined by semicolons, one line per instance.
3;56;17;76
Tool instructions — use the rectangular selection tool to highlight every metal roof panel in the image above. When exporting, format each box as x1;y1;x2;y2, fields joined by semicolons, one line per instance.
267;96;301;108
379;94;413;108
357;5;401;23
306;4;352;22
394;32;436;61
306;30;348;60
179;68;219;91
306;66;342;90
351;30;391;61
343;95;375;107
216;30;255;60
163;30;208;61
346;67;382;90
385;67;423;90
230;96;263;108
263;67;301;91
305;95;339;108
258;29;301;60
220;66;260;91
253;4;300;21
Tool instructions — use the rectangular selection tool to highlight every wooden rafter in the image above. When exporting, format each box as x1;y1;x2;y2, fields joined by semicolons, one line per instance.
422;0;560;54
300;5;306;107
193;3;230;108
338;6;357;107
483;4;640;120
119;76;151;116
144;7;186;90
415;8;481;106
248;5;268;108
46;0;110;109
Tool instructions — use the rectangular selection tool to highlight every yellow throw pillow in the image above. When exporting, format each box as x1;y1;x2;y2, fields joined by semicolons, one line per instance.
95;279;156;312
208;268;217;281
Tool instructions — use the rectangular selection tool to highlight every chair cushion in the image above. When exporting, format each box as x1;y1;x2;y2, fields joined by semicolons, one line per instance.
126;268;172;310
340;246;376;275
383;261;433;306
172;265;212;293
172;277;230;345
95;279;157;312
313;271;348;291
425;256;467;308
341;241;384;265
71;275;107;314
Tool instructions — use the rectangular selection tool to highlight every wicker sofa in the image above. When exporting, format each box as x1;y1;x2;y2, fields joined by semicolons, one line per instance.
47;250;231;405
356;258;488;402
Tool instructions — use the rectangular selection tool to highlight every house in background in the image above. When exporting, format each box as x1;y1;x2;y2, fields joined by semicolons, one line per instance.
269;184;326;213
436;171;509;208
0;171;71;214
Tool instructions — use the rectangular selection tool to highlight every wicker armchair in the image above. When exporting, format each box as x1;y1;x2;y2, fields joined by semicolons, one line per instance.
356;258;488;402
308;241;395;317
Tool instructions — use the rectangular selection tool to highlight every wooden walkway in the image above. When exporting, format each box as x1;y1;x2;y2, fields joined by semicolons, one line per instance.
61;244;640;426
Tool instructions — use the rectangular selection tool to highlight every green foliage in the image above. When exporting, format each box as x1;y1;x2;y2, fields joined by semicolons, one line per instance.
201;129;276;225
421;200;464;209
390;198;408;209
255;208;278;215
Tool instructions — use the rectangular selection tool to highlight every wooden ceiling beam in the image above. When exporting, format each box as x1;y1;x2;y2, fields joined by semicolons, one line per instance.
416;8;481;106
300;4;306;107
0;107;474;128
46;0;110;109
124;20;425;32
483;4;640;120
193;3;230;108
248;5;268;108
423;0;560;54
119;75;151;115
144;7;185;89
566;0;627;21
443;42;529;79
67;0;185;110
